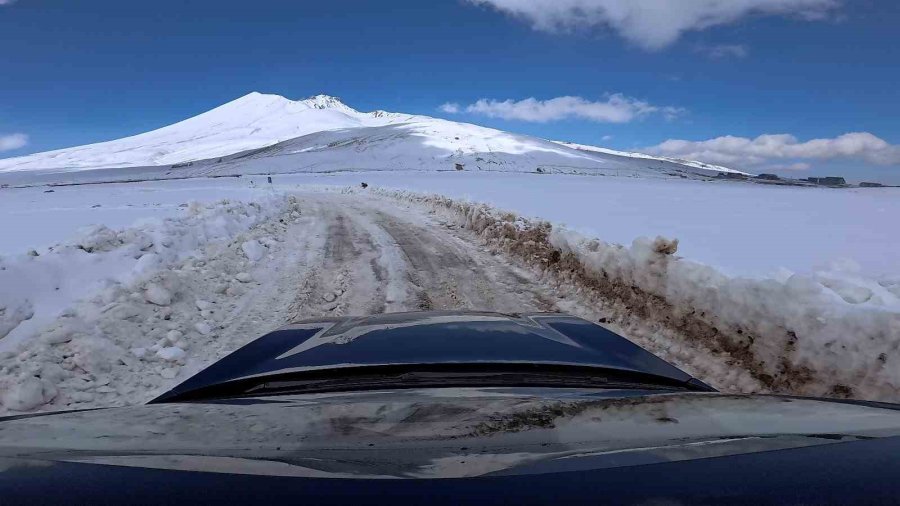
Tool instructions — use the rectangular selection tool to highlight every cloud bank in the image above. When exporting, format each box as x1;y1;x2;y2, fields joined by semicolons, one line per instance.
441;94;683;123
644;132;900;169
0;133;28;152
466;0;839;50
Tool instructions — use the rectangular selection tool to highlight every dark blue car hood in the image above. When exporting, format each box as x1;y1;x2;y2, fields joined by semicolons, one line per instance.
153;311;703;402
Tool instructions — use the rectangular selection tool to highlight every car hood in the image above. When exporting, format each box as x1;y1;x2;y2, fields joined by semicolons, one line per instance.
153;311;701;402
1;388;900;479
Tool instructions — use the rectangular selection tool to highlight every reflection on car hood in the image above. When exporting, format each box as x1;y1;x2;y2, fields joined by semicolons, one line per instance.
154;311;700;402
1;388;899;479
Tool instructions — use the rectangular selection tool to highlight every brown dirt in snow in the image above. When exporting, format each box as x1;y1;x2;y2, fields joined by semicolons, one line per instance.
378;191;829;397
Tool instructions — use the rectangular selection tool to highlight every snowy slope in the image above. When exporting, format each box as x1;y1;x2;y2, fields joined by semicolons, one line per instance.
554;141;748;175
0;93;409;172
179;117;706;178
0;93;733;180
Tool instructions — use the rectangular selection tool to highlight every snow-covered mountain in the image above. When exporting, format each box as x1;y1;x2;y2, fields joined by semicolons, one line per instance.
553;141;747;175
0;93;413;172
0;92;743;181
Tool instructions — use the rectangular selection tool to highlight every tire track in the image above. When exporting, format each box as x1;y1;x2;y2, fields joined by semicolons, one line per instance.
283;194;560;321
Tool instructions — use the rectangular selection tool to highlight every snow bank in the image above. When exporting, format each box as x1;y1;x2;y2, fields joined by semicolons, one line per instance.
0;194;298;413
0;196;288;351
375;188;900;401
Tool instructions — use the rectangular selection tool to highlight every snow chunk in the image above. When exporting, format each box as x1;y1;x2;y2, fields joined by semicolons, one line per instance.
821;278;873;304
194;322;212;336
73;225;121;253
133;253;162;278
144;283;173;306
41;325;76;345
160;367;179;380
70;337;125;375
235;272;253;283
652;236;679;255
241;240;266;262
0;301;34;340
165;329;184;343
156;346;186;362
2;377;57;412
40;364;68;384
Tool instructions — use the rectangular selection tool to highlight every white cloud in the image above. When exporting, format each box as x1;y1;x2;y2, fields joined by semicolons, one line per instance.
645;132;900;168
466;0;839;50
696;43;749;59
0;133;28;152
439;102;461;114
0;0;17;5
447;94;683;123
601;135;614;141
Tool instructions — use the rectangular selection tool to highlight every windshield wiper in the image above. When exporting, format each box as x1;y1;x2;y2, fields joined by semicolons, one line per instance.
155;363;712;403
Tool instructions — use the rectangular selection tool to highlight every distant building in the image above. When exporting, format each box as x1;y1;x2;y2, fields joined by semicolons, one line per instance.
806;176;846;186
455;163;465;171
755;173;780;181
717;172;748;180
860;182;884;188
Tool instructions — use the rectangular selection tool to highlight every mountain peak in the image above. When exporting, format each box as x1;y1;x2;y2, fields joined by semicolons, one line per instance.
300;94;356;112
221;92;357;113
234;91;287;102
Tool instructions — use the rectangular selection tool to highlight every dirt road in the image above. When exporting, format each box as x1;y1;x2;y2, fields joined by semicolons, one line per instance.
280;194;559;320
0;190;762;415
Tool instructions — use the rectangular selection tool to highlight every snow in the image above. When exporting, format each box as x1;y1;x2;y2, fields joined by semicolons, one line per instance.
144;283;173;306
337;172;900;279
0;93;403;172
0;177;896;414
5;173;896;280
0;192;308;415
0;93;896;412
194;322;213;336
156;347;186;362
1;377;55;412
0;92;734;180
0;192;291;352
553;140;747;175
0;179;279;255
376;187;900;400
545;227;900;395
241;240;266;262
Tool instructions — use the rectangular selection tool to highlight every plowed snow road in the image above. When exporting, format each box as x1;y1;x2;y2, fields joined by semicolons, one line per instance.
282;194;559;320
220;192;759;395
0;191;762;415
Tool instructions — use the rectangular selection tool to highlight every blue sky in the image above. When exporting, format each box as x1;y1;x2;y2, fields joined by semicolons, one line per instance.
1;0;899;182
